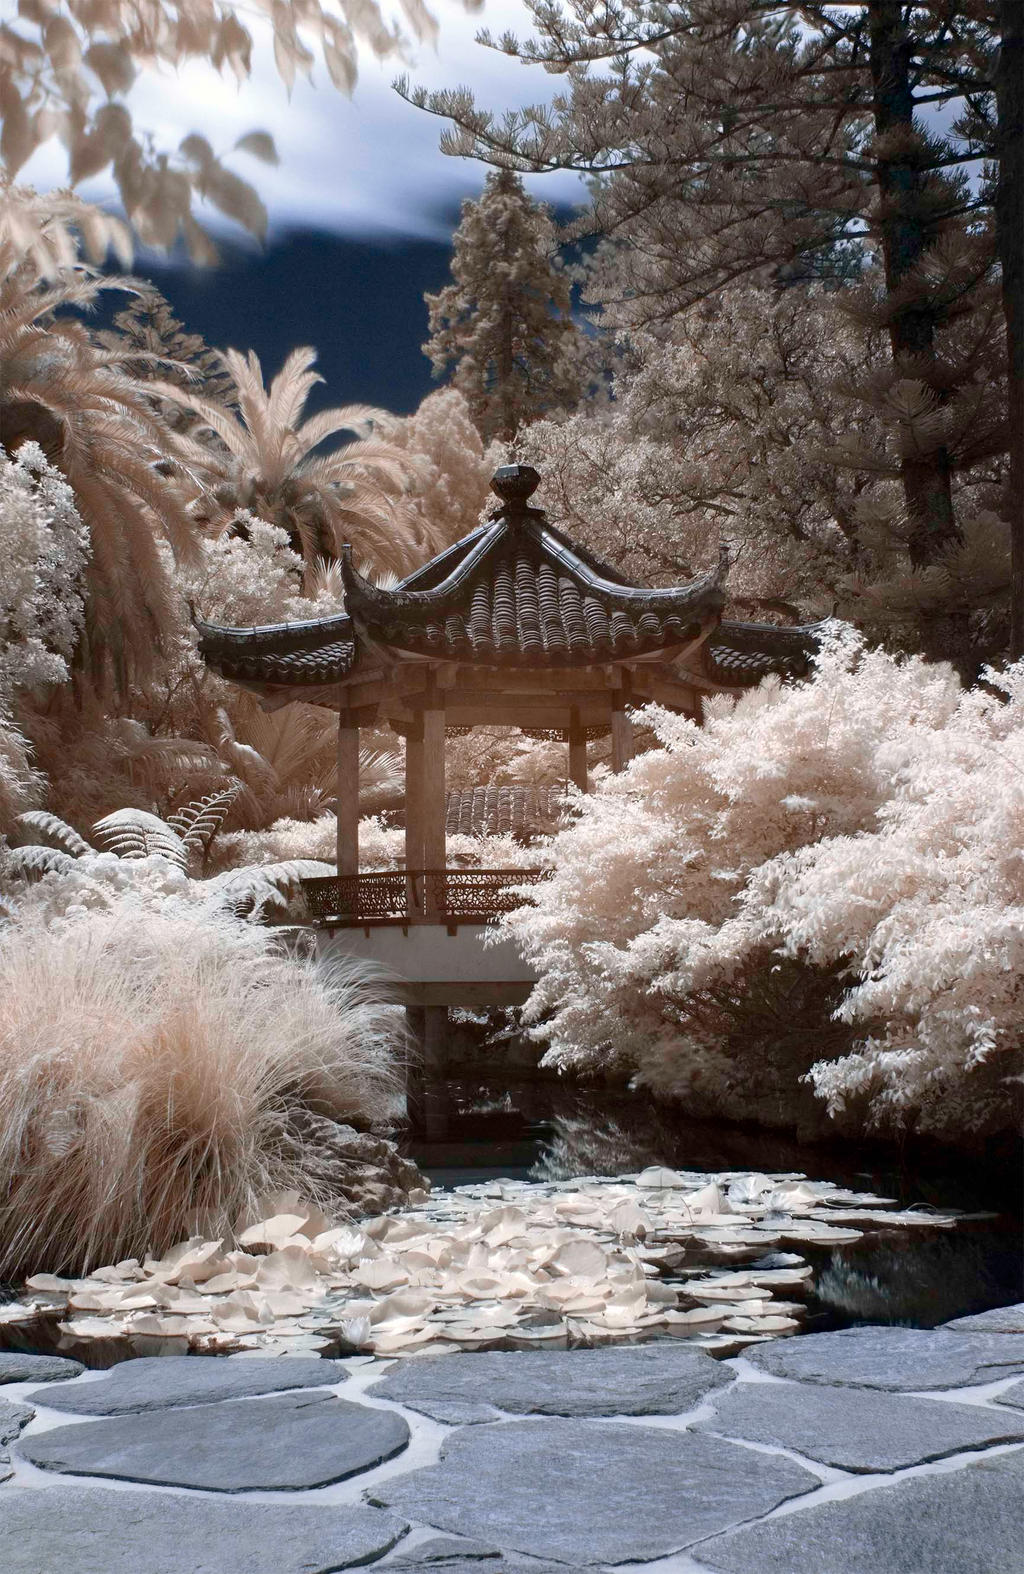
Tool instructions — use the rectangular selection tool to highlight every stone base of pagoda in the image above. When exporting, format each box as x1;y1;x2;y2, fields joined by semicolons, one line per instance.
315;924;537;1141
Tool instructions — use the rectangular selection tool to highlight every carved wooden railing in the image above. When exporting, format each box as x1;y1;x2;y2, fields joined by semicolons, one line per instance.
301;868;547;927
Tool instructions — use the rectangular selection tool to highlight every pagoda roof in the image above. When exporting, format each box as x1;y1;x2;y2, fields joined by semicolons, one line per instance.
339;471;728;666
194;465;824;704
702;618;823;687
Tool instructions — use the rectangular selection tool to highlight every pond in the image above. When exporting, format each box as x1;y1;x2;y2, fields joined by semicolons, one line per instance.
405;1077;1024;1334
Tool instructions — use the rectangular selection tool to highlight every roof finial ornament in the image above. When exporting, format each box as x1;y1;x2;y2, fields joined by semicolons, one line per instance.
491;462;541;509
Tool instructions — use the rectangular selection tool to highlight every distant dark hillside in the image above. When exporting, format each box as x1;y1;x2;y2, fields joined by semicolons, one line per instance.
131;226;458;417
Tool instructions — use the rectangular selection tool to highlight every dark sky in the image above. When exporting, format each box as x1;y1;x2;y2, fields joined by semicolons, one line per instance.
136;226;460;418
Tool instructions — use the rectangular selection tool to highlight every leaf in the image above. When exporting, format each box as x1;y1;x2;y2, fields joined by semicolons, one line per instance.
199;162;267;239
3;845;78;881
182;214;220;267
84;40;135;97
92;808;189;867
180;132;216;170
18;0;60;22
0;77;36;176
168;785;240;856
322;16;357;93
43;15;79;75
14;810;91;857
211;14;252;82
234;130;279;165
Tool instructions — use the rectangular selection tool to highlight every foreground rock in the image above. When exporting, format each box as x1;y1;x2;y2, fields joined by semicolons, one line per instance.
0;1398;33;1483
695;1379;1024;1471
367;1344;733;1424
277;1114;426;1217
370;1419;816;1563
945;1303;1024;1335
0;1487;407;1574
693;1446;1024;1573
28;1355;351;1416
746;1325;1024;1390
0;1353;82;1384
19;1390;409;1492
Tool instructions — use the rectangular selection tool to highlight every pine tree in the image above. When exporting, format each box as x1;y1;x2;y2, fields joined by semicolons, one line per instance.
405;4;1006;568
424;171;583;443
98;289;235;436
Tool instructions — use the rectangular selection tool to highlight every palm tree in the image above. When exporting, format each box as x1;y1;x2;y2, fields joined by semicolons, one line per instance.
0;244;204;696
158;347;431;578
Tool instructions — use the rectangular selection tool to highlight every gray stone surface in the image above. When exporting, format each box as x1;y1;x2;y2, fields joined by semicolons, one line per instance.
367;1345;733;1424
0;1351;82;1384
995;1377;1024;1411
692;1445;1024;1573
0;1487;408;1574
945;1303;1024;1335
695;1378;1024;1471
369;1418;817;1564
19;1390;409;1491
387;1563;592;1572
0;1397;34;1483
385;1536;500;1562
745;1325;1024;1390
28;1354;351;1415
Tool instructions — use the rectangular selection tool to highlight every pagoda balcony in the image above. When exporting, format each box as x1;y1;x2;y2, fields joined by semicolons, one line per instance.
301;867;547;930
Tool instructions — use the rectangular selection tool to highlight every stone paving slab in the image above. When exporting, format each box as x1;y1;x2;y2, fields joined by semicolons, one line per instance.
691;1445;1024;1573
694;1377;1024;1471
945;1303;1024;1334
19;1390;409;1492
367;1344;733;1424
0;1487;408;1574
28;1354;352;1415
995;1378;1024;1411
0;1397;34;1484
745;1325;1024;1390
384;1535;500;1563
0;1352;82;1384
369;1418;817;1565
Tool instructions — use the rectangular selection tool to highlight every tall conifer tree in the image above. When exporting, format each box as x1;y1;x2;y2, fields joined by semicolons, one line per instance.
424;170;582;443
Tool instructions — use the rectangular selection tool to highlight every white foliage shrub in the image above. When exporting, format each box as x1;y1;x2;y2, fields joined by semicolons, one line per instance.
0;443;89;699
178;513;343;627
502;631;1022;1138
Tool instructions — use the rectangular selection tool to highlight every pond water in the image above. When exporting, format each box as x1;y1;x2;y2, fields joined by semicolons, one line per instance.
405;1077;1024;1334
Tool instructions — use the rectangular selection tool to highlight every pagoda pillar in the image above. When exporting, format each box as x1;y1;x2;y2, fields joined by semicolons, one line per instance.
405;719;424;915
568;707;589;792
421;703;446;917
611;701;633;774
335;710;360;881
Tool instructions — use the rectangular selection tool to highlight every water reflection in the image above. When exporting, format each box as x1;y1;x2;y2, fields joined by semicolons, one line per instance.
408;1077;1024;1332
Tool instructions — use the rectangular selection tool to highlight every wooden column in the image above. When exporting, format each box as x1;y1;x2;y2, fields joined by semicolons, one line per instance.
421;704;446;917
610;701;633;774
568;707;589;792
404;720;424;917
335;710;360;878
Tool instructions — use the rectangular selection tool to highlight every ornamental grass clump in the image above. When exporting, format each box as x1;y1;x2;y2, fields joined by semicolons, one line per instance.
0;908;402;1278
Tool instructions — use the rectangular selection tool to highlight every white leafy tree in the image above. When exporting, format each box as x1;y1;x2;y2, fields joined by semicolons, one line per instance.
500;631;1023;1140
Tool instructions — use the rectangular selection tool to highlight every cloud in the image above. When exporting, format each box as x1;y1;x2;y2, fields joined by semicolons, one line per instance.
20;0;585;242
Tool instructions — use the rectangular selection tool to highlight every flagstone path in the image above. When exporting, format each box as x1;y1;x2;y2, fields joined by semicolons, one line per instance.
1;1301;1022;1574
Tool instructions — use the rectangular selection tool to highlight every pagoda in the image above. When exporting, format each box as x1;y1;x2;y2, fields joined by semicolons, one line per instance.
197;464;819;940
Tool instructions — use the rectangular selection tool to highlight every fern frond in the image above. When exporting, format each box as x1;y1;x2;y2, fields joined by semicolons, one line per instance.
92;809;189;868
212;859;332;918
168;785;241;854
3;846;79;882
13;811;92;858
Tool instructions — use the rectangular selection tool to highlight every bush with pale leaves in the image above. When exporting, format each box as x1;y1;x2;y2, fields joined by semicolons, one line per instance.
0;443;89;700
502;632;1022;1138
